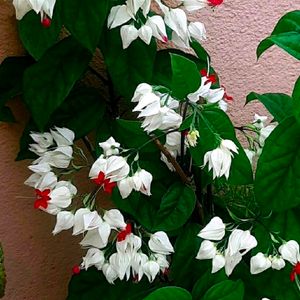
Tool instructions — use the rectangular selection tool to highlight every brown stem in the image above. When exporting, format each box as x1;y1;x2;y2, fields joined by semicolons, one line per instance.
152;137;191;185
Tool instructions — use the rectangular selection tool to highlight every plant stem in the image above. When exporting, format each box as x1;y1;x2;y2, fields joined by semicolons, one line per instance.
152;137;190;184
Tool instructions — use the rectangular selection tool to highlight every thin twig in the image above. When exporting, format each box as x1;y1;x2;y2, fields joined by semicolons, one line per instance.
152;137;191;185
82;136;97;160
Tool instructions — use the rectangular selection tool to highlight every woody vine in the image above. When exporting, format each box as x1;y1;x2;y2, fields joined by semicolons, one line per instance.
0;0;300;299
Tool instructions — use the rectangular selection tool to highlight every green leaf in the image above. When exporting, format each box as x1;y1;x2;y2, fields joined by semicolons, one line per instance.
100;28;156;100
246;92;293;122
0;56;34;104
170;223;210;290
18;7;62;60
257;10;300;59
190;108;253;185
253;207;300;254
51;87;106;138
255;116;300;212
233;262;299;300
202;280;244;300
23;37;92;130
192;270;227;300
292;76;300;101
292;76;300;124
0;244;5;298
112;119;159;153
62;0;108;51
170;53;200;99
67;267;159;300
152;182;196;231
190;40;210;62
143;287;192;300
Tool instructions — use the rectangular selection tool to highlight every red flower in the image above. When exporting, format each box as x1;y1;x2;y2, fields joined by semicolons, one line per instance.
93;171;117;194
208;0;224;6
221;85;234;101
72;265;81;275
290;262;300;282
34;189;51;209
117;223;132;242
200;69;217;84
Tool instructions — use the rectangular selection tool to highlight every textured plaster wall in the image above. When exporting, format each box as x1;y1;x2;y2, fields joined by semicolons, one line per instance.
0;0;300;299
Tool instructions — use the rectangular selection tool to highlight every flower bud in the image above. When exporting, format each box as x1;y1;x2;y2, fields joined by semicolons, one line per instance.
148;231;174;255
250;252;271;274
198;216;225;241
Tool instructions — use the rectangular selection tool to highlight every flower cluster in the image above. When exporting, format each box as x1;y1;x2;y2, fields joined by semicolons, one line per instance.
107;0;223;49
53;206;174;283
89;136;153;199
243;114;277;166
196;217;257;275
25;127;77;214
13;0;55;26
188;69;229;112
251;240;300;282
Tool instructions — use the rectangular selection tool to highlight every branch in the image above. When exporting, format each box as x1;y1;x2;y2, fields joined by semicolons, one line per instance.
152;137;191;185
82;136;97;160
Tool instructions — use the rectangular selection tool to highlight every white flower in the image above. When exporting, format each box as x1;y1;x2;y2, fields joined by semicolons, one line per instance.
102;263;118;284
13;0;57;20
80;222;111;249
107;5;132;29
154;253;169;272
164;8;188;42
186;129;200;147
103;209;126;230
73;208;92;235
279;240;300;265
45;181;76;213
145;16;168;43
131;252;149;281
188;77;212;103
117;177;135;199
161;132;181;171
250;252;272;274
259;125;276;147
253;114;268;129
271;256;285;270
198;216;225;241
126;0;146;15
244;149;255;165
138;25;153;45
182;0;208;11
116;233;142;254
196;240;217;260
81;248;105;270
212;253;225;273
35;146;73;169
227;229;257;256
109;252;131;280
99;137;120;157
25;170;57;189
142;260;160;282
131;83;153;103
29;132;53;155
50;127;75;147
132;92;161;115
52;211;74;235
141;106;182;133
83;211;102;231
89;155;130;183
203;139;239;179
120;24;139;49
132;169;153;196
188;22;206;42
224;249;242;276
205;88;225;104
148;231;174;255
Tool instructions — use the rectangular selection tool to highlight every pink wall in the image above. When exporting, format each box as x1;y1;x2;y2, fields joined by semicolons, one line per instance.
0;1;300;299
